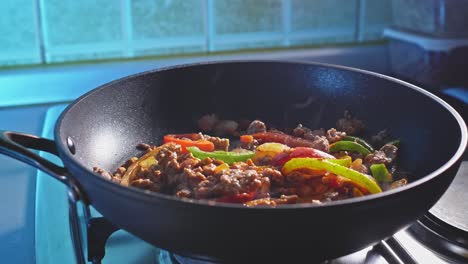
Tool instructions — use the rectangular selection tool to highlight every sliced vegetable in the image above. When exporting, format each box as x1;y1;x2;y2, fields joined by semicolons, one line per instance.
343;136;374;152
330;141;371;156
250;132;318;148
214;163;229;174
121;148;160;186
273;147;335;166
282;158;382;194
240;135;254;144
370;164;393;182
337;155;352;168
187;146;254;165
254;143;290;164
163;134;215;153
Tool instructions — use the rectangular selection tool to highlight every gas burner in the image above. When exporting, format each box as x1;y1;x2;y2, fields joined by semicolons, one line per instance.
409;214;468;263
408;155;468;263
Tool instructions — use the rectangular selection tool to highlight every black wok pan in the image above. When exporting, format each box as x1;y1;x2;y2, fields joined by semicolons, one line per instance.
1;61;466;263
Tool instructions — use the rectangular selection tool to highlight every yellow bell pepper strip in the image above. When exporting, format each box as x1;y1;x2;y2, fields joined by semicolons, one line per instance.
342;136;374;152
273;146;335;166
121;147;160;186
282;158;382;194
370;164;393;183
253;143;290;165
187;146;254;165
330;141;371;156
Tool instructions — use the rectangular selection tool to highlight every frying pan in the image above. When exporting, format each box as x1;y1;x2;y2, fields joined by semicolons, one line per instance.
1;61;466;263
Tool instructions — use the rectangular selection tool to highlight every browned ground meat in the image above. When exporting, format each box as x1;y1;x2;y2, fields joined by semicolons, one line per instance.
336;110;365;135
326;128;346;143
119;143;283;200
247;120;267;134
93;167;112;180
244;194;298;207
97;116;408;206
202;135;230;151
293;124;324;138
292;124;329;152
365;144;398;166
195;168;271;198
307;136;330;152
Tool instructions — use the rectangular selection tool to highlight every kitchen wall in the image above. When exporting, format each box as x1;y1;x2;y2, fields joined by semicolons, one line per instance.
0;0;393;67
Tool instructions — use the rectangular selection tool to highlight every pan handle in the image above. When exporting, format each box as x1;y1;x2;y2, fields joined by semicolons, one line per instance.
0;130;71;185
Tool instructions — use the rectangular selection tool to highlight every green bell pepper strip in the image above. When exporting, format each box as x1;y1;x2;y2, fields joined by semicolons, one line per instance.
342;136;374;152
282;158;382;194
370;164;393;182
187;146;255;165
330;141;372;156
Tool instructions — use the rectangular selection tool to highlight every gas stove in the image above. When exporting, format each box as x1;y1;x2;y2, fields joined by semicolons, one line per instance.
35;104;467;264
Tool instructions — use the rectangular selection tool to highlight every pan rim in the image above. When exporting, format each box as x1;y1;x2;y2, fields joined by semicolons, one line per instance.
54;60;468;210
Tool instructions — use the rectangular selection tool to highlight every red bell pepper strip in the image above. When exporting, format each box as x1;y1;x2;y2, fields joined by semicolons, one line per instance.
240;135;254;144
163;134;215;153
250;132;318;148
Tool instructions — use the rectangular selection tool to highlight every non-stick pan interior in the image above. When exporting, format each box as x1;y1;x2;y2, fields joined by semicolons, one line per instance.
58;61;462;183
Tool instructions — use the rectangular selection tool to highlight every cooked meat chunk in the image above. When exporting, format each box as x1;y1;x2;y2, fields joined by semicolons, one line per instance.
293;124;324;138
93;167;112;180
195;169;271;199
247;120;267;134
292;124;329;152
198;114;219;132
336;110;364;135
380;144;398;161
202;135;230;151
245;195;298;207
326;128;346;143
308;136;330;152
365;144;398;166
130;178;160;192
262;167;284;185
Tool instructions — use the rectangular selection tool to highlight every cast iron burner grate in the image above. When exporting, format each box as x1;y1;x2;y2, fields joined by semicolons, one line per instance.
409;214;468;263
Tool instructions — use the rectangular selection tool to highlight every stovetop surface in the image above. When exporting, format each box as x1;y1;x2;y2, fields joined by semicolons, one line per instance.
34;104;466;264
